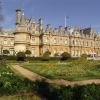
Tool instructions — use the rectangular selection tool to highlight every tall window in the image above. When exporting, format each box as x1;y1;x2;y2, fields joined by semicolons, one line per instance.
4;38;7;44
10;48;14;55
32;37;35;43
76;40;78;45
60;48;63;54
54;38;57;44
79;51;80;56
60;38;62;44
86;51;88;55
87;42;88;46
32;48;35;55
11;39;14;44
75;50;78;56
65;39;68;44
73;40;75;45
46;38;49;43
72;50;75;56
54;48;57;54
79;41;81;46
82;50;84;54
26;35;30;40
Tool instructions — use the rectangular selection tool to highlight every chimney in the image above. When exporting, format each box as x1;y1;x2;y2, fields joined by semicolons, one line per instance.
46;24;50;30
39;18;43;30
65;26;69;31
59;26;62;32
15;9;21;25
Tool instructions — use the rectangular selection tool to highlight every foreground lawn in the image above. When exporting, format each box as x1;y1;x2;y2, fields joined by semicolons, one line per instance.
21;60;100;81
0;64;41;99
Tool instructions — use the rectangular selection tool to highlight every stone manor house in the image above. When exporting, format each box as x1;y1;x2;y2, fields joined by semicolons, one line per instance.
0;9;100;57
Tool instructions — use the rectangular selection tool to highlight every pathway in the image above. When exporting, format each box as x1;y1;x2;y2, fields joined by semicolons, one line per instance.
11;64;100;86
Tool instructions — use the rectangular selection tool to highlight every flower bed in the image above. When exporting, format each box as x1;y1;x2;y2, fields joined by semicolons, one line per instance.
39;63;56;70
55;66;87;76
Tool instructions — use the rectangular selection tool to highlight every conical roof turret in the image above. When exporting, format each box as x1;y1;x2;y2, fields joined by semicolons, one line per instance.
20;9;26;26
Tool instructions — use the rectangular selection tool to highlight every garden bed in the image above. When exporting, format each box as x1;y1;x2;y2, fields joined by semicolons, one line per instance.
21;60;100;81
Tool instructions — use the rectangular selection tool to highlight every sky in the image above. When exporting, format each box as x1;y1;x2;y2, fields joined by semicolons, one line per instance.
1;0;100;33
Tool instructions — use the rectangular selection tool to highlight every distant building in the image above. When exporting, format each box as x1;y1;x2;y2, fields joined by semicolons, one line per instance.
0;9;100;57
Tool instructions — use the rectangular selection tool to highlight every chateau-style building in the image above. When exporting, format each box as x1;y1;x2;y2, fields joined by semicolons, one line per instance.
0;9;100;57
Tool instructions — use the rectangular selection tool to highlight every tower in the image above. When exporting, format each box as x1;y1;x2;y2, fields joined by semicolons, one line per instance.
14;9;31;54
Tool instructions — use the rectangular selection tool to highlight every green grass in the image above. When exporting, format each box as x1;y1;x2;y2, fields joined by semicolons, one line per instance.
19;60;100;81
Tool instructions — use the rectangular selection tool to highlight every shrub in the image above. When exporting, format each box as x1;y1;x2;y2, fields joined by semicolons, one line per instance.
17;52;25;61
7;56;17;60
25;50;31;56
61;52;71;60
81;53;87;59
54;53;59;56
42;51;51;61
3;50;9;55
45;51;51;55
42;53;50;61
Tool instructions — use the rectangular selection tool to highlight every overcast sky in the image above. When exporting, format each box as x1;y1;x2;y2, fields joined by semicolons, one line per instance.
1;0;100;33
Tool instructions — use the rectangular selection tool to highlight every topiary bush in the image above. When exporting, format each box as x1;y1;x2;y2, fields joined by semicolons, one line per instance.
3;50;10;55
42;53;50;61
42;51;50;61
17;52;25;61
25;50;31;57
61;52;71;60
81;53;87;59
45;51;51;55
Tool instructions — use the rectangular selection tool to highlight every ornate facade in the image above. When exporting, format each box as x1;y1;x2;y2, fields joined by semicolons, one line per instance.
0;9;100;57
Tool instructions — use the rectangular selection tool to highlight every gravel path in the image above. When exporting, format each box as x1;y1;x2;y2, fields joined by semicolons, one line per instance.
11;64;100;86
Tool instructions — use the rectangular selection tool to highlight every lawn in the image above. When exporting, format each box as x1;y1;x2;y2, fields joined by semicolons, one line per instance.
0;64;41;99
20;59;100;81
